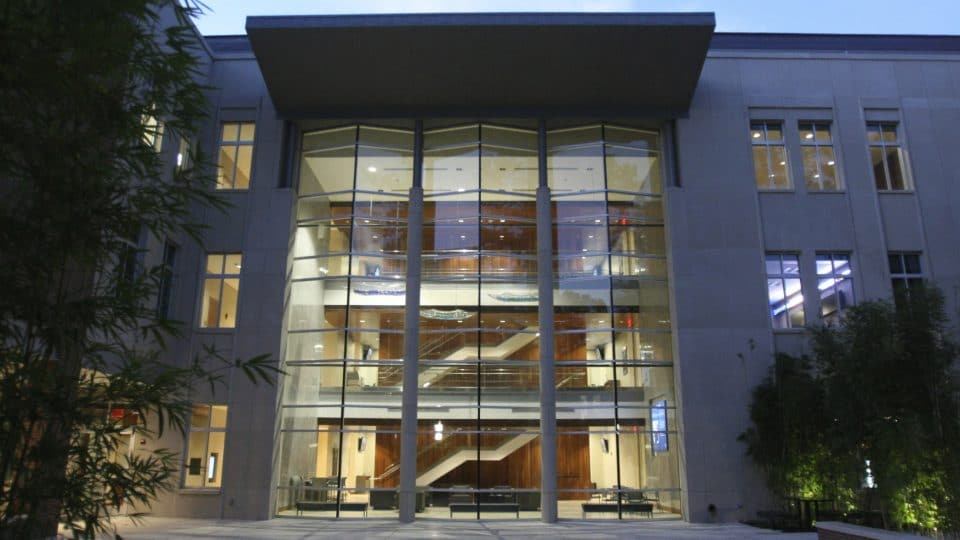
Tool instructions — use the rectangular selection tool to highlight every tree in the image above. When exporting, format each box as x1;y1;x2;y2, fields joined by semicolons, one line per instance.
741;288;960;536
738;353;835;502
0;2;276;538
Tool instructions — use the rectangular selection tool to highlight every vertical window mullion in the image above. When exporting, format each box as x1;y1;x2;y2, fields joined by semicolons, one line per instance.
202;409;213;486
230;143;241;189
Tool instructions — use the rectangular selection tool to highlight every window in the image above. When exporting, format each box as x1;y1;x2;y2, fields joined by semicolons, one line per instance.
800;122;840;190
889;252;923;297
766;253;804;329
142;113;164;152
156;241;177;319
217;122;255;189
817;253;854;323
200;253;241;328
118;225;145;286
184;404;227;488
751;122;790;189
177;135;192;171
868;122;909;190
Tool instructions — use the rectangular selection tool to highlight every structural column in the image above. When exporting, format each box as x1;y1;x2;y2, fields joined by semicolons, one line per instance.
398;121;424;522
536;120;558;522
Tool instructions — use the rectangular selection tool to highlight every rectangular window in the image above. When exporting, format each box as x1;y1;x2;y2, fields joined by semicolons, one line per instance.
156;241;177;319
868;122;909;190
217;122;255;190
751;121;790;190
816;253;854;323
889;252;923;297
118;225;145;285
199;253;241;328
177;135;191;171
184;404;228;488
142;113;164;152
799;122;840;190
766;253;804;329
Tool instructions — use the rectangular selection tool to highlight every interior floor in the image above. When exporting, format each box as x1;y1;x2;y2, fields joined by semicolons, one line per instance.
277;497;682;521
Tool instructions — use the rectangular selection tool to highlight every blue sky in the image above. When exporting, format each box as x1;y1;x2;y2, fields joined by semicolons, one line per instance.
195;0;959;36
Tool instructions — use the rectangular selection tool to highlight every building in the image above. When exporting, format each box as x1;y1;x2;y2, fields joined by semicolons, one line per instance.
135;12;960;523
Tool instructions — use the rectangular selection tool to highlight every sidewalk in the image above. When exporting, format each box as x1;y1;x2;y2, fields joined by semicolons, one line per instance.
100;516;818;539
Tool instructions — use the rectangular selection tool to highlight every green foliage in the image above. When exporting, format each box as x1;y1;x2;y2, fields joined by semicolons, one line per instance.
738;354;835;500
741;288;960;536
0;1;278;538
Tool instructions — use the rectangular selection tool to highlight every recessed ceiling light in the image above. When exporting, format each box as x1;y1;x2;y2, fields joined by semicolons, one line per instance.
499;219;506;223
805;133;814;139
588;235;594;239
364;219;370;223
779;161;786;166
582;248;588;252
460;235;466;239
367;166;377;173
359;320;366;323
594;219;601;223
752;132;761;139
499;235;504;239
827;160;835;166
814;174;820;179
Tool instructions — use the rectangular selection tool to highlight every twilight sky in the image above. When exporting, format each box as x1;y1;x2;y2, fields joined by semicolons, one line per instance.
195;0;959;36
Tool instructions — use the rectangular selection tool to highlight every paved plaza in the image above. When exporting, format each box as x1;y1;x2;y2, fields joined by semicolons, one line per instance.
97;516;818;539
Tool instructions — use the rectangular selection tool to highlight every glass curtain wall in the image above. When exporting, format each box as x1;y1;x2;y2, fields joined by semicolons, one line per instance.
276;125;413;517
548;125;680;518
417;124;541;517
275;122;680;520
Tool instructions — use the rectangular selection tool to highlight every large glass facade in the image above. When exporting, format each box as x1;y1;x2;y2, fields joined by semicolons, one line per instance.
276;125;413;518
548;125;680;518
275;122;680;520
417;124;541;517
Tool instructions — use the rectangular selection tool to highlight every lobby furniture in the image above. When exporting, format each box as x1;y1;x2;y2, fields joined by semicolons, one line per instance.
295;501;368;516
581;502;653;518
450;503;520;518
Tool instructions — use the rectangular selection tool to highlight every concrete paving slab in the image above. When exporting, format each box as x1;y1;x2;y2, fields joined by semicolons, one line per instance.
95;516;819;539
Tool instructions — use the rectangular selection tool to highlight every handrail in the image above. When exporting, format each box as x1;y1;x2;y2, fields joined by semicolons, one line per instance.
374;428;527;482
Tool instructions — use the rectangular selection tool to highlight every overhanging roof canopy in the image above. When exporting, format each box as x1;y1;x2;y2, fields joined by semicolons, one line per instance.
246;13;715;117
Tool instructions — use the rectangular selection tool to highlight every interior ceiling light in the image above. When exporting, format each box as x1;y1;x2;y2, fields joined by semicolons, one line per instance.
827;160;836;166
752;132;761;138
805;133;814;139
367;166;377;172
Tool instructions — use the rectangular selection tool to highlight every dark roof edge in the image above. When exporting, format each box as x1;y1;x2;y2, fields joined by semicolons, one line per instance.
205;35;253;54
712;32;960;52
245;12;716;30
